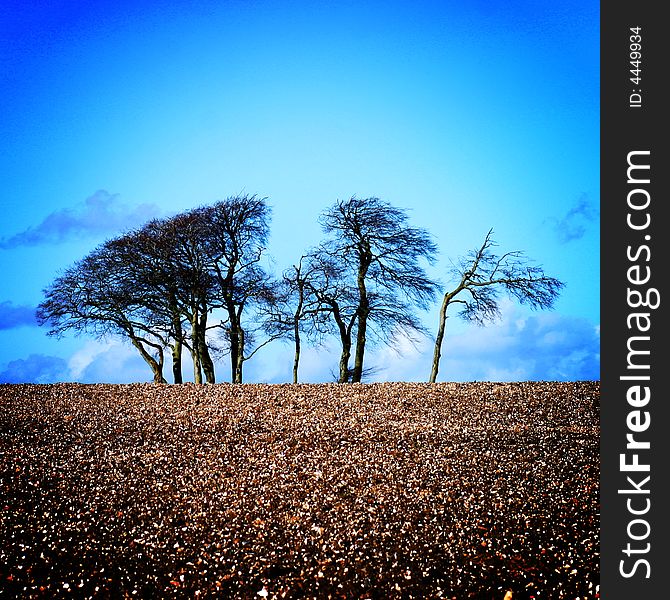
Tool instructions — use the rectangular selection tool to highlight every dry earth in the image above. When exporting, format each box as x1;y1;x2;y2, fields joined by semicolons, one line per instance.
0;381;599;599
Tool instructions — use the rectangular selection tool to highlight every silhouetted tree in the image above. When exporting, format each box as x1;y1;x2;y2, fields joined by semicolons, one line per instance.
127;214;217;384
429;229;565;382
319;197;439;383
37;242;170;383
103;228;187;383
262;255;332;383
196;195;278;383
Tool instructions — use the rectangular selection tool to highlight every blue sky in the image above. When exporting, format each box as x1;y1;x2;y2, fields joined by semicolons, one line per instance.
0;0;599;383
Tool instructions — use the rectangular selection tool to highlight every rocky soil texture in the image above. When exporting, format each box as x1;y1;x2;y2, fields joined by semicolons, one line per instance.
0;381;599;599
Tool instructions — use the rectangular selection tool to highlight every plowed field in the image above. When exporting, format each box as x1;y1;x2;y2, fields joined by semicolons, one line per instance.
0;381;599;599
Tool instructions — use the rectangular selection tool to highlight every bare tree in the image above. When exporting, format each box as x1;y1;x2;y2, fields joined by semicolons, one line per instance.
429;229;565;382
281;261;310;384
195;195;277;383
296;251;358;383
319;197;439;383
104;228;186;383
127;215;217;384
36;243;170;383
156;213;218;384
262;255;332;383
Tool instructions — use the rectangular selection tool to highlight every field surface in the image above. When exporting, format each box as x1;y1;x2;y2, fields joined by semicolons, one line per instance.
0;382;599;599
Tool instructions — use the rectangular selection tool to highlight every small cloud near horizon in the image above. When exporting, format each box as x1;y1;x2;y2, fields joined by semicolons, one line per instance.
0;354;68;384
0;190;160;249
367;302;600;383
0;301;37;330
69;340;154;383
431;309;599;382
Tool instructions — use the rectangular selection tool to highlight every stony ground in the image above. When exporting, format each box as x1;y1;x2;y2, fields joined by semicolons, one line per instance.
0;381;599;599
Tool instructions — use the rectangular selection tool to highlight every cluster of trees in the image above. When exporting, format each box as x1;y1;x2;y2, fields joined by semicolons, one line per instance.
37;195;564;384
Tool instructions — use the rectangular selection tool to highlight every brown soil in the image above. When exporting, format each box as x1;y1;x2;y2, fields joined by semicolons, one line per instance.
0;381;599;599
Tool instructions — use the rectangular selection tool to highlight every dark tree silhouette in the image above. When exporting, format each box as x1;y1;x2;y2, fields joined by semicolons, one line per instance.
36;242;170;383
318;197;439;383
195;195;278;383
37;195;278;384
126;214;217;384
103;228;187;384
262;255;332;383
429;229;565;382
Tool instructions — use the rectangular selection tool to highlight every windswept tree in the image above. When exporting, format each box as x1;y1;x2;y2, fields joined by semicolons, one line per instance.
261;256;329;383
197;195;278;383
429;229;565;382
102;228;187;384
263;252;361;383
319;197;439;383
37;242;170;383
158;212;218;384
305;251;367;383
126;214;217;384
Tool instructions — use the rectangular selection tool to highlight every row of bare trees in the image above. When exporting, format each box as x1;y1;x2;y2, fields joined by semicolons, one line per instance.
37;195;564;383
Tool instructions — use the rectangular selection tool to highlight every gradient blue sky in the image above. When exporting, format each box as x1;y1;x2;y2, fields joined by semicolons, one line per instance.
0;0;599;383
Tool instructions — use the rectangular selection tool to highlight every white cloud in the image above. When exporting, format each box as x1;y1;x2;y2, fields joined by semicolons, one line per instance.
67;340;116;379
429;303;599;382
368;329;433;382
67;339;154;383
0;354;68;384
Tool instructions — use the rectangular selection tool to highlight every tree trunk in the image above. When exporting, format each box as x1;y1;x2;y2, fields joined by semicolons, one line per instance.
292;285;304;384
351;258;370;383
234;328;244;383
292;327;301;384
352;312;367;383
429;293;450;383
169;294;183;384
327;299;353;383
198;311;216;383
172;340;183;384
338;338;351;383
226;297;242;383
191;313;203;384
200;341;216;384
227;320;245;383
192;350;203;383
131;337;166;384
228;327;238;382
